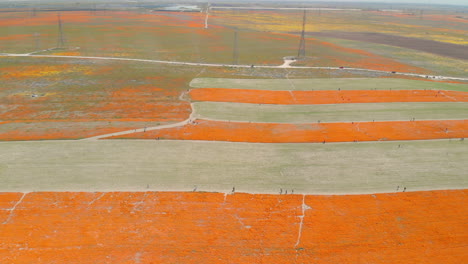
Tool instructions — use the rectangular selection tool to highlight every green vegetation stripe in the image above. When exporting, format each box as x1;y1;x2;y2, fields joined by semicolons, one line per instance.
0;140;466;194
190;78;468;91
193;102;468;123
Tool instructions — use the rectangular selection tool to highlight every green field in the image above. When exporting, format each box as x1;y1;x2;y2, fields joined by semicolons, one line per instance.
194;102;468;123
0;56;408;139
211;8;468;45
0;7;467;195
0;11;298;65
0;139;466;194
190;77;468;91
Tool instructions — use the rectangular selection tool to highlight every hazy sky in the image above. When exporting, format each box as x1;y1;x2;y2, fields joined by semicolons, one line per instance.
307;0;467;5
256;0;467;5
1;0;466;6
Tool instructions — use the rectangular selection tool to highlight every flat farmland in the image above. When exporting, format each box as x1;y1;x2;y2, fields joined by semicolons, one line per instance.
209;8;467;75
0;139;466;194
210;9;468;45
0;10;299;65
1;58;415;141
0;10;451;73
184;77;466;144
0;57;195;140
1;4;467;263
315;37;468;78
312;32;468;60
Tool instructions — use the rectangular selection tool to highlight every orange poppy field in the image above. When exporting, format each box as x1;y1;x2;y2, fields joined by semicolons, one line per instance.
108;119;467;143
1;3;467;263
0;190;466;263
115;84;467;143
189;88;468;104
0;60;193;140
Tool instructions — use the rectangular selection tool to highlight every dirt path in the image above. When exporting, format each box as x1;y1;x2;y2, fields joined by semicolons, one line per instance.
279;58;296;68
83;90;196;140
82;118;193;141
1;53;467;81
3;52;465;141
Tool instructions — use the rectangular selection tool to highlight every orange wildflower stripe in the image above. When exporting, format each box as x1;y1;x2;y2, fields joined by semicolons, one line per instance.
0;118;176;124
0;190;466;263
189;88;468;104
107;119;468;143
0;126;138;141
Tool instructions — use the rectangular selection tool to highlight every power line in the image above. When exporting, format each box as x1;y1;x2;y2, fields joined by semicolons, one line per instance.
233;29;239;65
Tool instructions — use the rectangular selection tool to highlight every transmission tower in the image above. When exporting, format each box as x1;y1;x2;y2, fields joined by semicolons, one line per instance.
233;30;239;65
297;10;307;59
204;2;210;29
56;14;66;48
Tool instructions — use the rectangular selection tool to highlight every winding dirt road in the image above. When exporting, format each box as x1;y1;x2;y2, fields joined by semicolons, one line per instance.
2;52;465;140
1;53;467;81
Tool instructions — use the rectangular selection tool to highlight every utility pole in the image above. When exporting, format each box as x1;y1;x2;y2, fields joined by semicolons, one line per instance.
233;29;239;65
56;14;66;48
297;10;307;59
